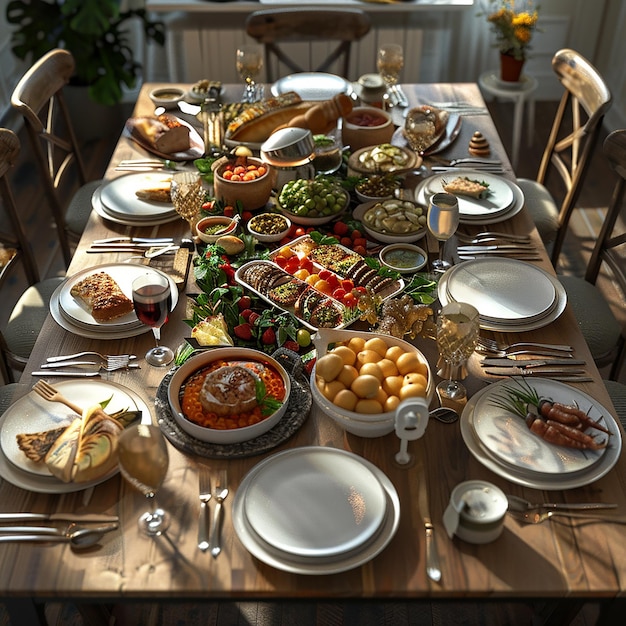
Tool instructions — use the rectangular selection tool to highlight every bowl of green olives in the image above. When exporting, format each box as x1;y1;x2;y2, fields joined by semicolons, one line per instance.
247;212;291;243
275;176;350;225
355;175;402;203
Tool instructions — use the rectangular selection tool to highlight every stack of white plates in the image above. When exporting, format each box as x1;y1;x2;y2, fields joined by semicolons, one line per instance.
415;170;524;225
460;378;622;489
92;173;180;226
233;447;400;574
50;264;178;339
438;258;567;331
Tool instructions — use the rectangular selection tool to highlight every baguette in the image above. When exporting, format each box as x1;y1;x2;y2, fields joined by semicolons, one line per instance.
70;271;134;322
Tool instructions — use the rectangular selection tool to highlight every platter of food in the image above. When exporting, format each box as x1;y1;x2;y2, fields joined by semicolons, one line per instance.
0;381;147;493
460;378;622;489
125;114;204;161
235;235;404;331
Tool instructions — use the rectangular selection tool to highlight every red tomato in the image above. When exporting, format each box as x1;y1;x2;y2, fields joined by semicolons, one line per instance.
332;287;347;301
333;221;349;236
299;256;313;273
318;269;331;281
295;227;306;238
341;279;354;291
342;292;358;308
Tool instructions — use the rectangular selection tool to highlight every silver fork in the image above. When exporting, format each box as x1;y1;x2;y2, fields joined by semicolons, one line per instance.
47;352;137;364
477;337;574;353
456;232;531;244
209;469;229;559
39;356;138;372
197;466;212;552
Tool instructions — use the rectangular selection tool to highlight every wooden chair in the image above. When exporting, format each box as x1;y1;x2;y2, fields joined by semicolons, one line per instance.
245;8;371;82
517;48;612;267
0;128;64;383
558;128;626;380
11;48;98;268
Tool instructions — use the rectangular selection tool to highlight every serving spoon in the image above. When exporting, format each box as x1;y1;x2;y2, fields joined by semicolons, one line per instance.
506;495;617;512
0;523;118;549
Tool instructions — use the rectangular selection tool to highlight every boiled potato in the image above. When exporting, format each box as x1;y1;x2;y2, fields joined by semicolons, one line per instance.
316;353;344;381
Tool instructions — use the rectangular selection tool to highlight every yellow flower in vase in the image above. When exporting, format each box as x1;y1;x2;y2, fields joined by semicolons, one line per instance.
481;0;540;61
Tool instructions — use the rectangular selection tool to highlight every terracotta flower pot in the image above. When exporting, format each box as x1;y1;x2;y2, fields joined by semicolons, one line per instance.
500;53;525;82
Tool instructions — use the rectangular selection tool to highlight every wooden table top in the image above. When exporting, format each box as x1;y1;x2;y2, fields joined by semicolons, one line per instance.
1;82;625;613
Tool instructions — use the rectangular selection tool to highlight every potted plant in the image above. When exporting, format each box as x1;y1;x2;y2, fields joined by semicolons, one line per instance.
6;0;165;106
480;0;539;82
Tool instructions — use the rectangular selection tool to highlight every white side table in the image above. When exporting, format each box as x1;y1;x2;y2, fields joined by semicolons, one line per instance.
478;70;538;169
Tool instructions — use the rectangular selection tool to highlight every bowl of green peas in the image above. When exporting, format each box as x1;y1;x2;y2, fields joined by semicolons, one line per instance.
275;176;350;225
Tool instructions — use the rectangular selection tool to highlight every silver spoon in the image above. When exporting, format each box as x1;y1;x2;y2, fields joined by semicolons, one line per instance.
0;523;118;549
430;407;459;424
506;495;617;513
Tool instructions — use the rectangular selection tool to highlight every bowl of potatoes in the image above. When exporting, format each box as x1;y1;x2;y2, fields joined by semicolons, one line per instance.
310;328;433;437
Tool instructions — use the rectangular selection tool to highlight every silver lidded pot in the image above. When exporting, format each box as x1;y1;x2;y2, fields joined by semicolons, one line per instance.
261;127;316;188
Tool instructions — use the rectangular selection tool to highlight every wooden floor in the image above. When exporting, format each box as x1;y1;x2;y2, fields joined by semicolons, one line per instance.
0;100;614;626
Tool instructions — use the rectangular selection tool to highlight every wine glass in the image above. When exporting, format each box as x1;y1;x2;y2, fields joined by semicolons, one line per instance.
377;43;404;96
427;192;459;272
132;272;174;367
236;45;264;103
170;171;205;232
118;424;170;536
436;302;480;405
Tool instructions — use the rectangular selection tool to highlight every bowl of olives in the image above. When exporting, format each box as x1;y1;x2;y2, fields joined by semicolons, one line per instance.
354;175;402;203
276;176;350;225
247;212;291;243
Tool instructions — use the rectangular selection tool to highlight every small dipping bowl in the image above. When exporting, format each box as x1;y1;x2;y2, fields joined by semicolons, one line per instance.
196;215;238;244
149;86;185;110
247;212;291;243
379;243;427;273
445;480;508;544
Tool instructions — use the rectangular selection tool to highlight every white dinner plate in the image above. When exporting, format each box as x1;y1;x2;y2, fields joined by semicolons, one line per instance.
270;73;353;100
0;381;149;493
99;173;178;220
233;447;400;574
438;259;567;332
444;258;557;323
92;187;181;227
51;264;178;339
471;379;610;475
460;380;622;489
242;447;387;558
422;170;515;219
415;174;524;225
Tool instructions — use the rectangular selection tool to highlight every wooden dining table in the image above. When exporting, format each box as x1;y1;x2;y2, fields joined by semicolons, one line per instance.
1;81;626;625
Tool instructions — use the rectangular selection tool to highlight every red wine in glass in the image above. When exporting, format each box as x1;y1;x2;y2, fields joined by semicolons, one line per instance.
132;273;174;367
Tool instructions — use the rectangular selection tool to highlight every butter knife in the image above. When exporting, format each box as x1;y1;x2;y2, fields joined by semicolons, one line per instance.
481;359;586;368
92;237;173;244
484;367;587;376
32;371;101;377
0;513;119;523
416;454;441;583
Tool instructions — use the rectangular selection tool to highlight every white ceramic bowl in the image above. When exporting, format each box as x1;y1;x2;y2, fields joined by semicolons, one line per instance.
167;348;291;444
196;215;238;244
354;176;401;203
379;243;428;273
310;328;433;437
354;200;427;244
247;212;291;243
149;86;185;109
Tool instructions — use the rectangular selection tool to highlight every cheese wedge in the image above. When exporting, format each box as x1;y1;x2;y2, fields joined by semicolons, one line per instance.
44;419;82;483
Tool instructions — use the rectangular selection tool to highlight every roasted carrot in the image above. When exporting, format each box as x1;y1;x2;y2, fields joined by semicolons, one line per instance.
539;399;612;435
526;414;601;450
545;419;607;449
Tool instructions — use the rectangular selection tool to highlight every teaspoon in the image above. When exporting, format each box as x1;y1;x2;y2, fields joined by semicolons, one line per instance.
506;495;617;512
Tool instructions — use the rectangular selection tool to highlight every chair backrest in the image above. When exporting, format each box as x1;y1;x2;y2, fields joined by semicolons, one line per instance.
538;48;612;265
0;128;40;286
11;48;88;267
246;9;371;82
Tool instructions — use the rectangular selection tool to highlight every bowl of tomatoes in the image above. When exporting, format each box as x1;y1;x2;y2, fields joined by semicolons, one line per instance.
212;155;276;211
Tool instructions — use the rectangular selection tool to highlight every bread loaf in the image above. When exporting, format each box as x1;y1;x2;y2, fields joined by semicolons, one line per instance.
70;272;134;322
132;114;191;154
283;94;353;135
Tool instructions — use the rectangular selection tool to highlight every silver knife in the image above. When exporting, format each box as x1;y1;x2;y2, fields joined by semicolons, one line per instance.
32;371;101;377
457;245;535;252
484;367;587;376
481;359;586;368
92;237;173;244
416;454;441;583
0;513;119;523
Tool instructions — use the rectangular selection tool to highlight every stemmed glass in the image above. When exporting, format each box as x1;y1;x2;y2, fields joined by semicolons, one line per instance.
132;272;174;367
236;45;264;103
118;424;170;536
427;192;460;272
436;302;480;405
170;171;205;232
377;43;403;101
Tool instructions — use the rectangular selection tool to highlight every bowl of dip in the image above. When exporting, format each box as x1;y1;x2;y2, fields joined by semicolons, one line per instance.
379;243;427;273
342;107;394;152
196;215;239;244
149;87;185;109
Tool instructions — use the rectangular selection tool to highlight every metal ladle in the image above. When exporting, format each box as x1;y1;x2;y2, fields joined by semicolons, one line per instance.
0;523;118;549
